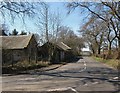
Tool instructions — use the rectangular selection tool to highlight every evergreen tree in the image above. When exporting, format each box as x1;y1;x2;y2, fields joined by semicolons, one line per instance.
11;29;18;35
20;31;27;35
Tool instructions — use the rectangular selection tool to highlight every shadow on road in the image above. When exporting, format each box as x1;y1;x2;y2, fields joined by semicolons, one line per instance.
33;66;119;91
2;90;120;93
2;57;120;92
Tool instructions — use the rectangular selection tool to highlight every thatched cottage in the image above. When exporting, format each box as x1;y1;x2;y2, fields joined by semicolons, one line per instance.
57;42;73;62
38;42;72;63
1;34;37;65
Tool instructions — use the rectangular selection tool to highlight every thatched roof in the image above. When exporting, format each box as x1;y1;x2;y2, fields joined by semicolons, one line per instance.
39;42;71;51
57;42;71;51
0;34;33;49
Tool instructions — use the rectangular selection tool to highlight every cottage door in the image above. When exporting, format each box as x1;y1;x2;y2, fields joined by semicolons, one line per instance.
60;51;64;61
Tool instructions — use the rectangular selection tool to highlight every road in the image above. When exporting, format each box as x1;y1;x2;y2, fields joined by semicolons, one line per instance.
2;57;120;92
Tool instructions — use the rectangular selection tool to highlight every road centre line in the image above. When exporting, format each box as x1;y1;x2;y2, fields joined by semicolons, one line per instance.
79;61;87;72
92;82;99;84
113;77;119;80
47;87;78;93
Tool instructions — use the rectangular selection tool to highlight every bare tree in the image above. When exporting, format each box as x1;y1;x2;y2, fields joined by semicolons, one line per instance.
106;21;116;56
0;1;38;23
57;26;84;55
80;16;107;55
0;24;8;36
35;2;50;43
36;3;62;44
49;10;61;43
67;1;120;58
35;2;63;61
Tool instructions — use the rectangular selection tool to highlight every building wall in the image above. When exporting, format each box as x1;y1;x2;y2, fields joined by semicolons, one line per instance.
38;42;73;63
2;35;38;65
2;49;27;65
38;43;62;63
26;35;37;62
60;51;65;61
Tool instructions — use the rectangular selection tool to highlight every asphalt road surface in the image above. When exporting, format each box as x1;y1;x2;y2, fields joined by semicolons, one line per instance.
1;57;120;93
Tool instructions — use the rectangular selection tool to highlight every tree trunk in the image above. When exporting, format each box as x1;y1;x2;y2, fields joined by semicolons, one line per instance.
98;46;101;55
45;7;49;42
90;44;96;55
108;42;112;55
117;38;120;59
92;48;95;55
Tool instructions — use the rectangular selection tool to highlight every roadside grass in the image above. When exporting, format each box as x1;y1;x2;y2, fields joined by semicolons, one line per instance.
15;61;50;68
93;57;120;70
2;61;50;74
2;60;66;74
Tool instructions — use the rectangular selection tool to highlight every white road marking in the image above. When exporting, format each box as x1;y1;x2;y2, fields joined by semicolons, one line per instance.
19;78;36;81
47;87;78;93
68;87;79;93
109;77;119;81
48;88;69;91
92;82;99;84
83;83;88;86
79;61;87;72
113;77;119;80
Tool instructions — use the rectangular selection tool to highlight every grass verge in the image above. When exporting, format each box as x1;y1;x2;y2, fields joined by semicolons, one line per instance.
2;61;50;74
93;57;120;70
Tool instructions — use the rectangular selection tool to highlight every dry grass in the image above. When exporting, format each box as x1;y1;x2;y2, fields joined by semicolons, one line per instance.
2;61;50;74
14;61;50;68
94;57;120;70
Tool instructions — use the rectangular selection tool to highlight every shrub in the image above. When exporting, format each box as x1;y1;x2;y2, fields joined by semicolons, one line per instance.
2;60;50;74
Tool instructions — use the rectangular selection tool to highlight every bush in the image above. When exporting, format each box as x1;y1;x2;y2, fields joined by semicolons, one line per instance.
2;61;50;74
